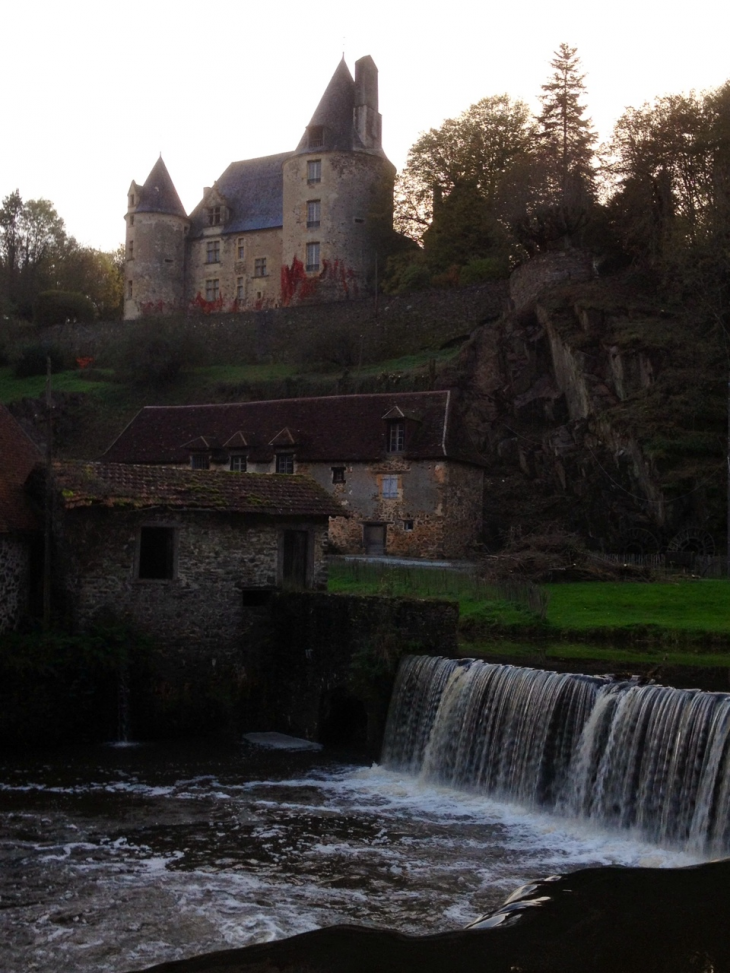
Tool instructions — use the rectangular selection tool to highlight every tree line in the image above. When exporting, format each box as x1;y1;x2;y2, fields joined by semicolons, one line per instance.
386;42;730;330
0;191;124;322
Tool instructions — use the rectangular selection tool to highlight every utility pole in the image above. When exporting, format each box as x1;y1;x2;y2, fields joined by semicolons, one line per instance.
43;356;53;630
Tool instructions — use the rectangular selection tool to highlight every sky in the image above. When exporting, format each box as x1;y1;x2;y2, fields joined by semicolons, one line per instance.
2;0;729;252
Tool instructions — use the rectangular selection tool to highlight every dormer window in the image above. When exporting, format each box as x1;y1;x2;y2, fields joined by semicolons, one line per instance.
208;205;223;226
229;454;247;472
388;420;405;452
128;193;136;207
308;126;324;148
276;453;295;474
190;452;210;470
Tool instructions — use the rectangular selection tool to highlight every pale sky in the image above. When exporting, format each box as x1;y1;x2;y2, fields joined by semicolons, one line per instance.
2;0;728;252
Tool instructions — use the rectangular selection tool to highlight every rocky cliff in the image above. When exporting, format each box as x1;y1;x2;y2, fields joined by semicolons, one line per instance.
448;254;726;555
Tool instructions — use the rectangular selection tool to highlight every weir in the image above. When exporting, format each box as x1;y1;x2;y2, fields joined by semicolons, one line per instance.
382;656;730;853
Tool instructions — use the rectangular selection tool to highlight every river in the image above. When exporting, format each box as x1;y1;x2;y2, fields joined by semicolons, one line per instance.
0;737;701;973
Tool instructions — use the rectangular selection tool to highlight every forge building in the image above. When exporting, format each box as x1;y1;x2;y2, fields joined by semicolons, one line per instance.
124;55;395;319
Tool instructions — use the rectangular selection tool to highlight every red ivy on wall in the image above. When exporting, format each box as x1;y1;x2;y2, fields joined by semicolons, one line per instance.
190;291;225;315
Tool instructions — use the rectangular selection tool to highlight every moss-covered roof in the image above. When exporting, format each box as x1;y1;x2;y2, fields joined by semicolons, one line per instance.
47;461;344;519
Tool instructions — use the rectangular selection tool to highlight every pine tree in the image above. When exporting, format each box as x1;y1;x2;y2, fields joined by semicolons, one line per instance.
537;43;596;206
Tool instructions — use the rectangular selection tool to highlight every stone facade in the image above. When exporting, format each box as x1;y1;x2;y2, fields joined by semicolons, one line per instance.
509;250;594;312
124;56;395;319
56;506;328;662
0;535;31;633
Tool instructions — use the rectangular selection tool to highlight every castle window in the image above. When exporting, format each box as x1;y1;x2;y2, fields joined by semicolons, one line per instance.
129;214;135;226
307;159;322;183
128;193;135;207
388;420;405;453
254;257;267;277
127;280;133;298
306;242;320;273
230;454;247;472
138;526;176;581
381;475;398;499
307;200;321;228
354;217;365;224
403;519;414;531
332;466;346;484
308;126;324;149
208;205;222;226
205;279;220;301
237;238;245;260
276;453;295;474
206;239;220;263
236;276;245;301
128;240;134;259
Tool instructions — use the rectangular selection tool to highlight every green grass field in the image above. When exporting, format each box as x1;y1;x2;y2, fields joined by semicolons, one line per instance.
544;580;730;633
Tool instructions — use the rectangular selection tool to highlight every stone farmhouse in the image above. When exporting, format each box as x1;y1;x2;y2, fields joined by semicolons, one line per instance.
103;392;487;559
124;55;394;319
31;461;343;655
0;406;41;633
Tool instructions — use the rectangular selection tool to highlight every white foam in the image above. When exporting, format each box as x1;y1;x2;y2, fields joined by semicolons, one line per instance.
243;732;323;751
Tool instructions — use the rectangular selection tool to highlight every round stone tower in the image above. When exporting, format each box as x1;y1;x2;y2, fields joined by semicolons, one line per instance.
281;56;395;304
124;157;189;320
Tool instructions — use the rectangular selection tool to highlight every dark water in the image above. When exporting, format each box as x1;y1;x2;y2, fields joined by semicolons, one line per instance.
0;737;700;972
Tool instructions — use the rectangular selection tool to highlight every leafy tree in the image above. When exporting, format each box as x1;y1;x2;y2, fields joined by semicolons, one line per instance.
389;95;536;288
0;192;68;316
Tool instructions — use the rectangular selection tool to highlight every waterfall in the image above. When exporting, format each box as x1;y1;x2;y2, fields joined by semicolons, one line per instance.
382;656;730;853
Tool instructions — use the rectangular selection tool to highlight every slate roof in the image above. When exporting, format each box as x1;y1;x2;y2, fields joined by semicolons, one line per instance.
0;406;42;533
294;58;365;155
103;392;485;467
188;152;292;236
135;157;187;218
49;461;344;519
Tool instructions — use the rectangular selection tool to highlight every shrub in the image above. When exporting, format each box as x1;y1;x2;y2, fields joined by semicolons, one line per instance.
13;343;67;377
459;256;509;286
111;317;207;386
34;290;97;327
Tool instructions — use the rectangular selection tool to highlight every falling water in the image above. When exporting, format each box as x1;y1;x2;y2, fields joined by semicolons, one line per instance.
382;656;730;853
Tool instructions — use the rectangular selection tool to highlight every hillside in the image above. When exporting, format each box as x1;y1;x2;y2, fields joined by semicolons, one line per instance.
1;264;726;555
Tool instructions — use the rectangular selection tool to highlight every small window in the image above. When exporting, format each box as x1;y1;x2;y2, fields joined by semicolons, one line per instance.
307;159;322;182
382;474;398;499
128;193;135;207
236;276;245;301
254;257;267;277
403;519;414;531
237;238;245;260
206;239;220;263
306;242;320;273
354;217;365;224
332;466;346;484
138;526;175;580
190;453;210;470
205;279;220;301
129;214;135;226
308;126;324;148
388;420;405;452
276;453;294;474
208;205;222;226
127;280;133;299
127;240;134;259
230;454;247;472
307;200;321;228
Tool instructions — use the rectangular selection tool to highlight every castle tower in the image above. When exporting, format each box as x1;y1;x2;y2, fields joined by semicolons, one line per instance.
281;56;395;303
124;157;189;320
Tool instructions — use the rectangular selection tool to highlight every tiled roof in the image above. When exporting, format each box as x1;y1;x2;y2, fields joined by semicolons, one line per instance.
103;392;485;467
0;406;42;533
135;157;187;218
49;461;344;519
188;153;291;236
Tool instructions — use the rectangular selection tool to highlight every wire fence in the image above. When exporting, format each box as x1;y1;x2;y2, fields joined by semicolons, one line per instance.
328;557;550;619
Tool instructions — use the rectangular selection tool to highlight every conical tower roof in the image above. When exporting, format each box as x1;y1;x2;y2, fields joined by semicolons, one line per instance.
294;58;363;154
135;156;187;217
